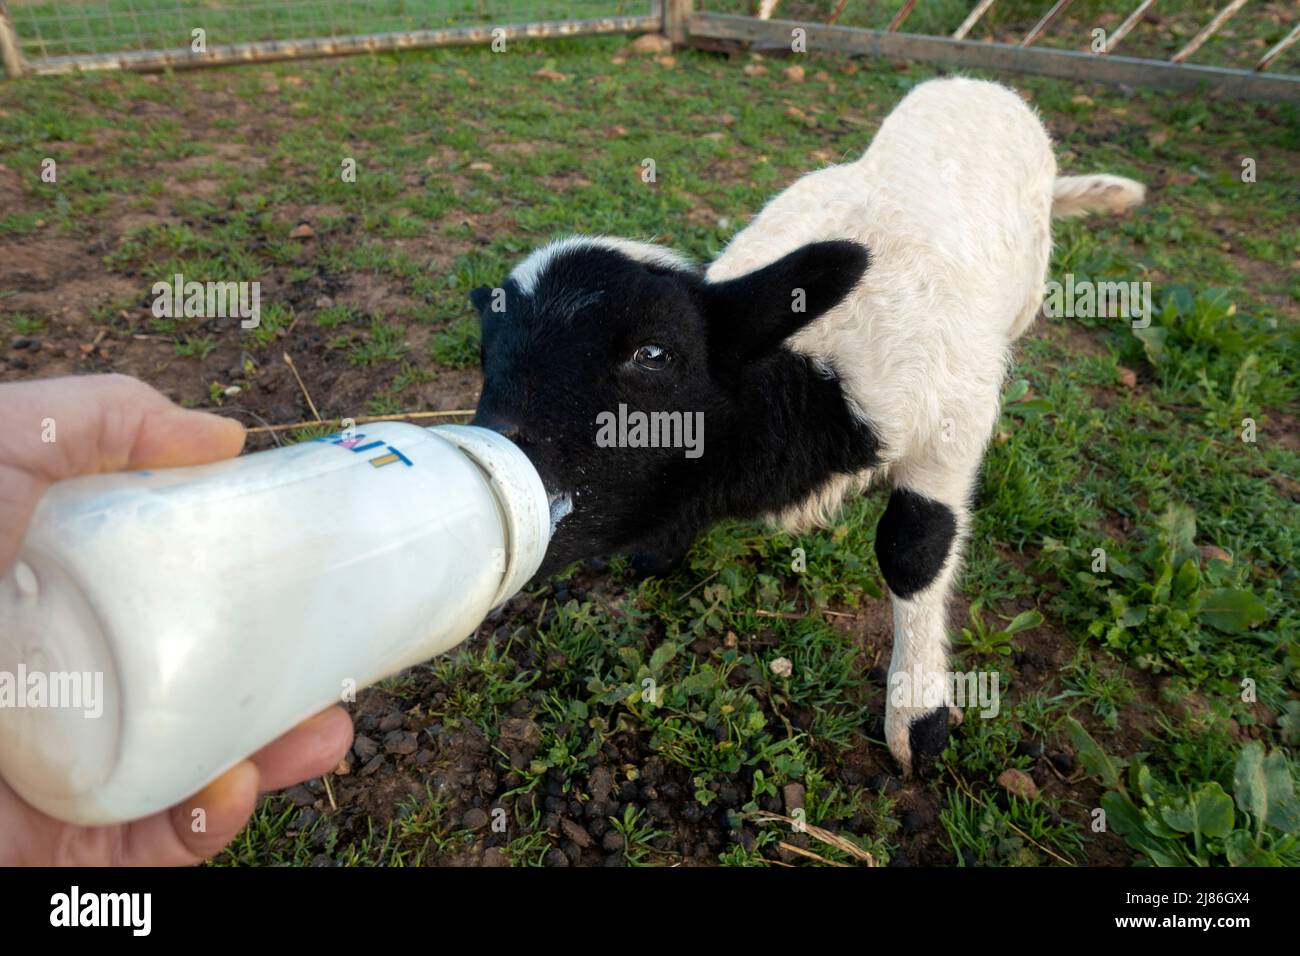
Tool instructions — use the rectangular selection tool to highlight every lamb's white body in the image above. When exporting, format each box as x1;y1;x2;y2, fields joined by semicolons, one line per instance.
707;77;1143;771
709;78;1054;518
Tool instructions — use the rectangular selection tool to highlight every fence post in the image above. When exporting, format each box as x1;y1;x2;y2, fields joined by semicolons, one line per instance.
0;3;27;79
664;0;694;44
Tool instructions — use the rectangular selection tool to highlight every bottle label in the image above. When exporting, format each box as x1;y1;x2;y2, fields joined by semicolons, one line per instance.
316;432;413;469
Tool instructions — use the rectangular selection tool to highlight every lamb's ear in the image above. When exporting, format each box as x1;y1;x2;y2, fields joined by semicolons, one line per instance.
703;240;869;359
469;286;494;315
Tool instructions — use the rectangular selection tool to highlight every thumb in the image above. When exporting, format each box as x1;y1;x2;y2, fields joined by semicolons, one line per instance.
0;375;245;573
120;399;247;472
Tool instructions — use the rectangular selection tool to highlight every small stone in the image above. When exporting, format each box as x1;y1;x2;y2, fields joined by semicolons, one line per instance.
560;817;593;848
353;734;378;761
1117;366;1138;388
770;656;794;678
1071;94;1094;106
1050;751;1077;775
783;65;805;82
782;782;805;814
10;337;33;349
1200;544;1232;565
998;768;1039;799
481;847;509;867
384;730;418;755
532;68;568;82
630;33;673;55
378;712;404;733
223;385;242;397
463;807;489;829
655;56;676;68
289;222;315;240
284;784;315;808
358;754;385;777
544;848;570;867
1014;739;1045;760
588;766;614;803
468;161;493;172
602;830;625;852
743;64;768;77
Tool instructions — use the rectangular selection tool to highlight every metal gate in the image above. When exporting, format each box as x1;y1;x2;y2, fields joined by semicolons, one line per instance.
0;0;661;76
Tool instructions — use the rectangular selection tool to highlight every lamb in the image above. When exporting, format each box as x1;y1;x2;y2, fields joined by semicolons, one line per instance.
469;77;1144;777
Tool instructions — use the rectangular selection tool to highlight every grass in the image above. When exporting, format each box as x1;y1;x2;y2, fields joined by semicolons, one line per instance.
0;27;1296;868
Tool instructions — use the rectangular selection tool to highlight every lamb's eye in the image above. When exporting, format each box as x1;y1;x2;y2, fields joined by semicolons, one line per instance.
632;344;671;371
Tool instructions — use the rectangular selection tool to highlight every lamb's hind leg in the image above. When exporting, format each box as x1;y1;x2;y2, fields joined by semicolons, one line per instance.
874;458;979;777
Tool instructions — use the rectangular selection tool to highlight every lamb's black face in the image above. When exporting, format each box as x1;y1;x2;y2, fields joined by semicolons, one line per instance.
470;237;870;581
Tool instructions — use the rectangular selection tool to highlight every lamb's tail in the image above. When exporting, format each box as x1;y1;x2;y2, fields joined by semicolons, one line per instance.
1051;174;1145;218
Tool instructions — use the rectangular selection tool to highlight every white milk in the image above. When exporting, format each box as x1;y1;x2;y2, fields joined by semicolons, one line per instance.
0;423;550;826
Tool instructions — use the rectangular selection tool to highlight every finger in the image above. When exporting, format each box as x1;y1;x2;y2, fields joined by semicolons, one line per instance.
118;761;261;867
0;374;245;574
249;706;354;793
124;398;247;471
0;374;245;484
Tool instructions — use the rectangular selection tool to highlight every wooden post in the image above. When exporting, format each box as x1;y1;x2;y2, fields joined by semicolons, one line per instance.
664;0;694;45
0;3;27;79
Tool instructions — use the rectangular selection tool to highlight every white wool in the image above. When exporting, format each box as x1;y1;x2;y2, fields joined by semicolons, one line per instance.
510;235;695;296
705;77;1141;771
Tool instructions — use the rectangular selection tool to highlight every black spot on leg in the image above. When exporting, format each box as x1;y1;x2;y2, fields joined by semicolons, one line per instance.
908;709;949;778
874;488;957;599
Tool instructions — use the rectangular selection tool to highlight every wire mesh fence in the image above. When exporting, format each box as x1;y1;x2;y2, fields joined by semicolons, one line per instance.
1;0;659;73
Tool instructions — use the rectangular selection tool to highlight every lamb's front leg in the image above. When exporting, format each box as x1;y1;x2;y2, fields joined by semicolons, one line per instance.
874;467;973;778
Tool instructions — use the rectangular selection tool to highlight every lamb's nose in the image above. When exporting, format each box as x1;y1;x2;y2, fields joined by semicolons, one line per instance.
472;412;521;442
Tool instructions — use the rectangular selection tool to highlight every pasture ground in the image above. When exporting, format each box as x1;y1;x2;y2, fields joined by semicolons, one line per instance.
1;26;1297;866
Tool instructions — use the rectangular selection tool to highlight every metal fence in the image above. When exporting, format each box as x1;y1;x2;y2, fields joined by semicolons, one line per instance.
1;0;1295;101
0;1;661;75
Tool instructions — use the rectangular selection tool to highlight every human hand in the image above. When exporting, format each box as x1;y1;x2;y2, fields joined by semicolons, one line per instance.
0;374;353;865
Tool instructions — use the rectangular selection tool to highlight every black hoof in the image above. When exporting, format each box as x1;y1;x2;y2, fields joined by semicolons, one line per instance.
908;708;950;779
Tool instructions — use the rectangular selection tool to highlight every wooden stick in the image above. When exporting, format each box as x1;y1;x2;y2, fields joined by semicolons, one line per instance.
1103;0;1157;54
1256;22;1300;72
1171;0;1249;63
887;0;919;33
282;352;322;423
953;0;997;41
0;5;26;78
826;0;851;26
1022;0;1076;47
244;409;474;435
776;841;850;866
751;811;878;866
